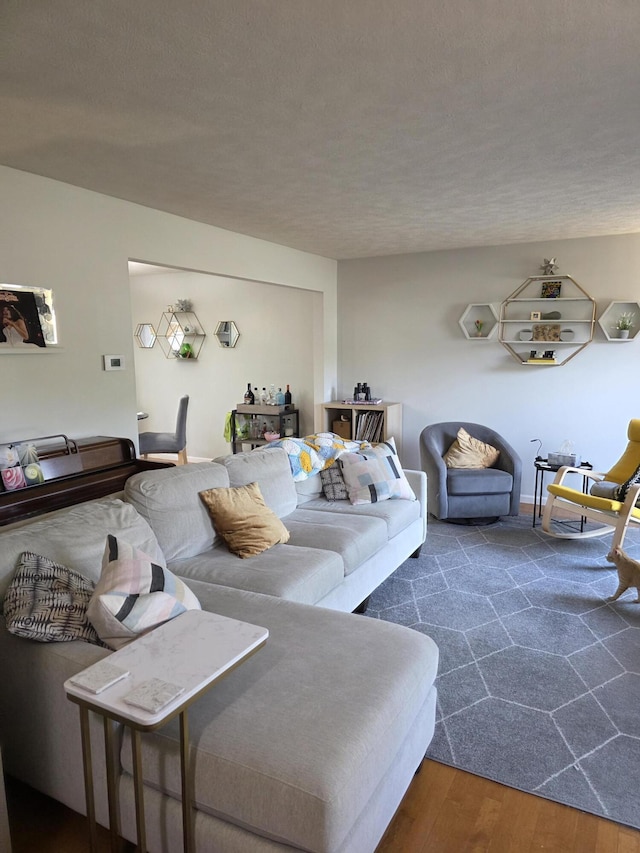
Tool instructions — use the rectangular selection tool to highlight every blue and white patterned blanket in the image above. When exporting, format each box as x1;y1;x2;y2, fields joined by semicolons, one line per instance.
266;432;370;481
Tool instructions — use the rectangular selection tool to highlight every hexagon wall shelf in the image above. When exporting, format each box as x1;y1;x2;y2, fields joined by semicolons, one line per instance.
598;301;640;341
157;311;206;360
458;303;499;340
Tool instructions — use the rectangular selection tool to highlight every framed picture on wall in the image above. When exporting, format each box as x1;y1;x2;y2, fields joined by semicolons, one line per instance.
0;284;58;351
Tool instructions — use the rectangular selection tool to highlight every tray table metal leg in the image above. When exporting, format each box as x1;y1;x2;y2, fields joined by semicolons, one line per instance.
131;729;147;852
180;710;194;853
103;717;121;853
78;705;99;853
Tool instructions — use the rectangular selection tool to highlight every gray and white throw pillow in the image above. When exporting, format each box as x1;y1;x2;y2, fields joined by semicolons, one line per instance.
338;438;416;505
3;552;104;645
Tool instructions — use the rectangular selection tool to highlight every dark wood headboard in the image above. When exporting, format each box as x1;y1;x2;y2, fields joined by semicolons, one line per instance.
0;435;173;527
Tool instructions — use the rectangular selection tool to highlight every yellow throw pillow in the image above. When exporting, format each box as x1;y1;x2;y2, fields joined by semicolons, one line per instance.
199;481;290;558
443;427;500;469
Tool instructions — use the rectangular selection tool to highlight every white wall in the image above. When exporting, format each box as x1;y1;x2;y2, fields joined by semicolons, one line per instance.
337;235;640;502
130;269;317;458
0;166;337;450
4;163;640;509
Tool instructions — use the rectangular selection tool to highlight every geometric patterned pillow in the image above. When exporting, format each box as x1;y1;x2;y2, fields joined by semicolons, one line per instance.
613;461;640;504
2;552;104;645
338;438;416;505
87;535;201;650
319;464;348;501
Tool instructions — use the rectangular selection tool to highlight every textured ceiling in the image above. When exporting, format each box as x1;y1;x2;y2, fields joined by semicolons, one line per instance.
2;1;640;260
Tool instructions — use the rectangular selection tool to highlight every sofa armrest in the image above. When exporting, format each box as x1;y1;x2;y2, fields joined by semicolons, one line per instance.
405;469;427;541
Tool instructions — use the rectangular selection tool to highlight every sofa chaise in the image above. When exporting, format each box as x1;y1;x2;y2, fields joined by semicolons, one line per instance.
0;446;438;852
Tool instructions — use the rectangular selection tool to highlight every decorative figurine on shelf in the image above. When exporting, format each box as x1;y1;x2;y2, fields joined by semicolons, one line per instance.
175;298;192;312
474;319;484;337
540;258;558;276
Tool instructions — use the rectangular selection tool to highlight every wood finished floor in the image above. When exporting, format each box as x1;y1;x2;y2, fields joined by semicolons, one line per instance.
7;760;640;853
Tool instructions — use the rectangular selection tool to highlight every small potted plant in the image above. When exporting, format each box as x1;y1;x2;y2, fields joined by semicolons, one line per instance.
615;311;635;339
474;319;484;337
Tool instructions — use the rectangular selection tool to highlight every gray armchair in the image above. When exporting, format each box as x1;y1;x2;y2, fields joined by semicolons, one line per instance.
139;395;189;464
420;422;522;522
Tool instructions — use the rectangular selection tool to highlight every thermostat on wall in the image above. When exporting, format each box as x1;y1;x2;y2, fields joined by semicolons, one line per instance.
103;354;125;371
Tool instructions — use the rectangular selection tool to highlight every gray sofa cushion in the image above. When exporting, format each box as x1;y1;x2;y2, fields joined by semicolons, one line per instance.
124;462;230;561
295;473;324;504
119;581;439;852
217;447;298;518
446;467;513;496
283;508;388;576
0;499;163;598
168;544;344;605
299;496;421;539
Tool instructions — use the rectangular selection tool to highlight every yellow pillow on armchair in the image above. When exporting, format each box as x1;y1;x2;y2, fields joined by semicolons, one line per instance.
443;427;500;469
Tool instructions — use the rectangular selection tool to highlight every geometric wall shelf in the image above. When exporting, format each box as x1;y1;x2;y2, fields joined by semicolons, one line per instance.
134;323;157;349
156;311;206;360
598;301;640;341
214;320;240;348
458;303;499;339
499;275;596;366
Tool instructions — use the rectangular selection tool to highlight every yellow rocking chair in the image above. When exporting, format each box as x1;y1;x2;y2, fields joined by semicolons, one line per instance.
541;420;640;550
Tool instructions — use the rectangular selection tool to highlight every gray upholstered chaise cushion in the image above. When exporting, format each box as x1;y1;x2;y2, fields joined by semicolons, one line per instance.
124;462;230;560
118;581;439;853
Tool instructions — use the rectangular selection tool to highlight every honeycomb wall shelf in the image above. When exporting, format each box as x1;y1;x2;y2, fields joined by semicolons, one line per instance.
499;275;596;366
598;301;640;341
458;303;499;339
156;311;206;360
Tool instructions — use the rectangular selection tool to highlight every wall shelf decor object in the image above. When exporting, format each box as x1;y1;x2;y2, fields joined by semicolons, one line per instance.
134;323;157;349
458;304;499;339
499;275;596;366
597;301;640;341
156;310;206;360
214;320;240;348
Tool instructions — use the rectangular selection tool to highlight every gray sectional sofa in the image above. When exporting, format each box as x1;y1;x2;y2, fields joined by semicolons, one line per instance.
0;446;438;852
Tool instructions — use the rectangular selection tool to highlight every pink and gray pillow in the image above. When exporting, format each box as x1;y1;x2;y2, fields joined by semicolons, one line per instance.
87;534;201;650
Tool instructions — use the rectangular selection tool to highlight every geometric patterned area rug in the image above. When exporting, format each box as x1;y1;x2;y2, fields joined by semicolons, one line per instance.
366;514;640;830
